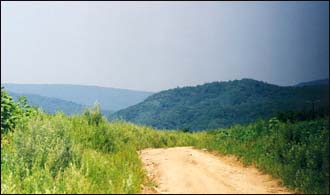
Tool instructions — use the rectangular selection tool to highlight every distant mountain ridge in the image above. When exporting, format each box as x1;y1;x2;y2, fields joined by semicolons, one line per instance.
296;78;329;87
2;83;153;111
110;78;329;131
8;91;86;115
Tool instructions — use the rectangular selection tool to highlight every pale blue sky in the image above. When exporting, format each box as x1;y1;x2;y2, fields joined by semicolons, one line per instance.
1;1;329;92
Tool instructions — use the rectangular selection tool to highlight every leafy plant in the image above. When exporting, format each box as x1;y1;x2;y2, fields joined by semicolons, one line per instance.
83;102;103;126
1;88;37;134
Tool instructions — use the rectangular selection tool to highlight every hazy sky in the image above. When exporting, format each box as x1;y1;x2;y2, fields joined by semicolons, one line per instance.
1;1;329;92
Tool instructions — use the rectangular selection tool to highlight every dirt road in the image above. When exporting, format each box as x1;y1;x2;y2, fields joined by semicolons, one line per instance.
139;147;293;194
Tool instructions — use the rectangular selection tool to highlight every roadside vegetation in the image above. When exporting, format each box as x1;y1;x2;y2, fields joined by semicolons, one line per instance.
1;88;199;194
1;87;329;194
195;117;329;194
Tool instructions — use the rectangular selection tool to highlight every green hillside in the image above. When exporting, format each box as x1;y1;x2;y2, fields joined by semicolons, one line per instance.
8;91;85;115
110;79;329;131
2;83;153;111
8;91;112;116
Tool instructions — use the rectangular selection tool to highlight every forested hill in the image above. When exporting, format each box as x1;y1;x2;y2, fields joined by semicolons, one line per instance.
295;78;329;87
8;91;88;115
2;83;153;111
110;78;329;131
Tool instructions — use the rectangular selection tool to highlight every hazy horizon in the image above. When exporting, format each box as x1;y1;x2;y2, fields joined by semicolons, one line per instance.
1;1;329;92
2;76;329;93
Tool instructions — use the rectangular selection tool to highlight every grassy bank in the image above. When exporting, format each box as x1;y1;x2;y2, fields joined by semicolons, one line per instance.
1;111;202;194
195;118;329;194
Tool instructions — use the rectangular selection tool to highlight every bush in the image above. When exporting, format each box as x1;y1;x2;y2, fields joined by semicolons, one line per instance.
1;87;20;134
1;87;37;134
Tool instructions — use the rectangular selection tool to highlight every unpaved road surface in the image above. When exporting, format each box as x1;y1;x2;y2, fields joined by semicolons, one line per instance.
139;147;293;194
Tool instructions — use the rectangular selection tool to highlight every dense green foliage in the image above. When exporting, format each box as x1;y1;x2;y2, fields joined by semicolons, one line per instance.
1;113;199;194
2;89;329;194
1;89;199;194
1;88;37;134
195;118;329;194
3;83;153;111
276;109;329;123
111;79;329;131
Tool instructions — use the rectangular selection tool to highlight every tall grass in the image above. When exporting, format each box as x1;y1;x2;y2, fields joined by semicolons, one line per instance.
195;118;329;194
1;107;200;194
